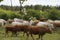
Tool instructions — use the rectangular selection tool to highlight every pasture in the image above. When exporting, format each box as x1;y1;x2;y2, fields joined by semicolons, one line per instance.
0;26;60;40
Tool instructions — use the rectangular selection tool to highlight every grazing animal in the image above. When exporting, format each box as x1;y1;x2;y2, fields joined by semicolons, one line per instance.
47;20;60;27
5;25;29;36
11;22;23;26
30;20;39;26
5;26;18;36
0;19;6;26
14;18;23;22
39;18;48;22
11;20;30;26
26;26;52;40
5;20;30;36
53;20;60;27
47;19;54;24
7;19;14;24
36;22;54;30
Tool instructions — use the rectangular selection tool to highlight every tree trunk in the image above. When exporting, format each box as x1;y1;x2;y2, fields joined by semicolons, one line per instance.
10;0;12;10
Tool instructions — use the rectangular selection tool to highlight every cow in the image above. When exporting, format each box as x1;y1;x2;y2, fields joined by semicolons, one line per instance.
7;19;13;24
36;21;54;30
5;26;18;36
53;20;60;27
26;25;52;40
25;21;54;40
5;20;30;37
0;19;7;27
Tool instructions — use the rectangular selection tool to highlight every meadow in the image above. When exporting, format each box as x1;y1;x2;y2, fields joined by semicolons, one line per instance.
0;26;60;40
0;1;60;40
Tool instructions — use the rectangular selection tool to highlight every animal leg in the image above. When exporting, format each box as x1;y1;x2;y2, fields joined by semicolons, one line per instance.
5;30;9;37
15;33;17;37
23;31;25;36
31;34;34;40
26;32;29;40
14;31;17;37
11;32;14;37
36;35;40;40
11;31;17;37
40;35;43;40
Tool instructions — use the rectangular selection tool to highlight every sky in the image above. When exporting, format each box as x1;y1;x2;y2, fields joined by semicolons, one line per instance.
0;0;60;6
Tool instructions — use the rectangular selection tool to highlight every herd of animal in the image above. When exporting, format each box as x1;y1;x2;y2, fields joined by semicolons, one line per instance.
0;18;60;40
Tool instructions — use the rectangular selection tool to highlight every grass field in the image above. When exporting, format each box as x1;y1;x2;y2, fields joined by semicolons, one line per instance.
0;27;60;40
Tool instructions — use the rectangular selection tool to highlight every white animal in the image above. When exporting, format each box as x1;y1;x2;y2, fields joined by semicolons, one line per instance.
30;20;34;25
11;20;30;26
14;18;23;22
11;22;23;26
23;21;30;26
47;19;54;24
0;19;6;26
37;21;54;30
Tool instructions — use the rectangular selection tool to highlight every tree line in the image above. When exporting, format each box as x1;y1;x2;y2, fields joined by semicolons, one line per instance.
0;5;60;20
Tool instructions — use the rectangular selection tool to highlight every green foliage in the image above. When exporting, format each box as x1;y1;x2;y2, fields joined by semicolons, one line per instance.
8;12;21;19
48;9;60;20
0;0;3;2
0;8;21;20
0;5;60;20
26;9;41;20
0;12;8;20
34;5;42;10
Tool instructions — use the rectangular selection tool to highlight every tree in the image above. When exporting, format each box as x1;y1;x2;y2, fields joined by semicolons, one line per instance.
19;0;27;14
19;0;27;19
10;0;12;10
34;5;42;10
19;0;27;7
48;9;58;20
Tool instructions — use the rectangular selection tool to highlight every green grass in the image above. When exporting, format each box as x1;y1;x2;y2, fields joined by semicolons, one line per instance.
0;27;60;40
